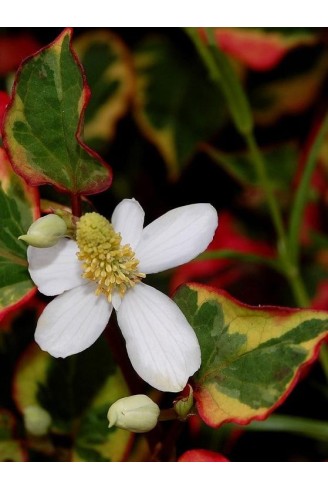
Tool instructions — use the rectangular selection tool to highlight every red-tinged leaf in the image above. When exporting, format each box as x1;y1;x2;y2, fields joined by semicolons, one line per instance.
203;28;318;71
0;91;10;132
0;147;39;319
73;29;134;149
0;33;40;75
2;28;112;196
174;284;328;428
178;449;229;462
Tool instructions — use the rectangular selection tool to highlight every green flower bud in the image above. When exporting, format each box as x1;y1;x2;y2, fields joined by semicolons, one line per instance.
23;405;52;436
19;214;67;248
174;384;194;420
107;395;160;433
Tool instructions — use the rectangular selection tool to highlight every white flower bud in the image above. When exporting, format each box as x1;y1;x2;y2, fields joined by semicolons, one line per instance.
19;214;67;248
107;395;160;433
23;405;52;436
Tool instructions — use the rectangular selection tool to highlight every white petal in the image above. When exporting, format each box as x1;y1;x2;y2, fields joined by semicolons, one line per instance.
117;283;201;392
135;203;218;274
111;198;145;249
35;283;113;358
27;239;86;296
111;291;122;311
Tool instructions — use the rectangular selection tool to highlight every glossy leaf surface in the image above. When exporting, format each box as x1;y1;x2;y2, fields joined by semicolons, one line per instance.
3;28;112;196
174;284;328;427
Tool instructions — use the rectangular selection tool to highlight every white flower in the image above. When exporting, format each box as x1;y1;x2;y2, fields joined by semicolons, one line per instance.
27;199;218;392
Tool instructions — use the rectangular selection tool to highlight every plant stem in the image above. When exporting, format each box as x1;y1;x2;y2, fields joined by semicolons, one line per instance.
187;26;328;380
288;112;328;266
71;193;82;218
244;132;287;248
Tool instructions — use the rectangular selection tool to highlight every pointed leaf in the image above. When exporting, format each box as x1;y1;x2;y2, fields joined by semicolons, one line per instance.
2;28;112;196
0;147;39;318
134;36;226;179
174;284;328;428
73;29;134;149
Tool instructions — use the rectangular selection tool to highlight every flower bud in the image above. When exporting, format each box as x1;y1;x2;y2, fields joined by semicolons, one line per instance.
107;395;160;433
174;384;194;420
23;405;52;436
19;214;67;248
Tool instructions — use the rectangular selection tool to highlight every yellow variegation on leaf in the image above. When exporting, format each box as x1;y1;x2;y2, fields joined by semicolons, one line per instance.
174;283;328;428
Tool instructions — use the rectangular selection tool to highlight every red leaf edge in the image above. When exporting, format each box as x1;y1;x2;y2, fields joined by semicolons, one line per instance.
2;28;113;197
183;282;328;429
0;148;40;321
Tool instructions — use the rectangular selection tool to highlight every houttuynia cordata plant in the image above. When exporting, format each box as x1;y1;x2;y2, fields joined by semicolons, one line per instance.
0;27;327;462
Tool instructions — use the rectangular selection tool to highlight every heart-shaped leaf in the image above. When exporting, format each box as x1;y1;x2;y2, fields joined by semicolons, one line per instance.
2;28;112;196
0;147;39;318
174;283;328;428
73;29;134;150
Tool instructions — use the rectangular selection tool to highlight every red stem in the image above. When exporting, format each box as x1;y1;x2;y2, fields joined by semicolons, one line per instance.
71;193;82;218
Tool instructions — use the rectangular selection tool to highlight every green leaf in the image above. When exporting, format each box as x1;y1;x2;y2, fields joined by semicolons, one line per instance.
73;376;133;462
134;35;226;179
0;147;39;317
3;28;112;196
14;338;132;461
73;29;134;150
174;284;328;428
